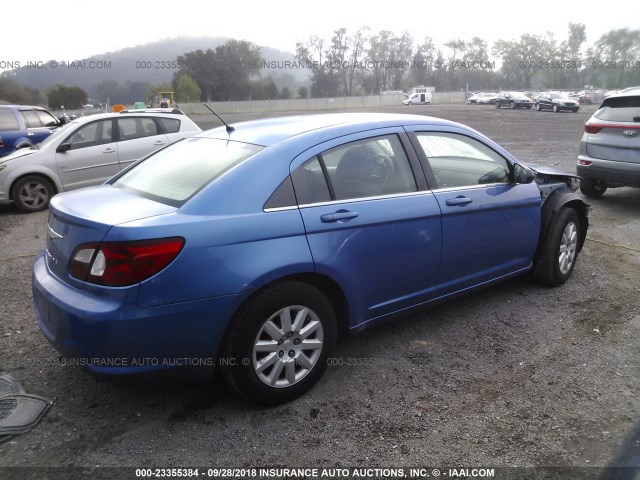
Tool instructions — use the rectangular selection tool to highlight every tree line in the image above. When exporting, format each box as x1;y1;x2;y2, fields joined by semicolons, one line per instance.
1;24;638;108
296;24;640;96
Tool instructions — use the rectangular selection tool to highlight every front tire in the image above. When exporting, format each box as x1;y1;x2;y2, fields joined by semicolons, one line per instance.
553;104;559;113
536;103;541;111
580;178;607;198
533;208;581;286
12;175;54;213
220;282;337;405
509;102;515;109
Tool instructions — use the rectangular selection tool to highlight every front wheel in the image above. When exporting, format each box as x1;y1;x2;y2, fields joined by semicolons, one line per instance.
220;282;337;405
533;208;581;286
12;175;54;213
536;103;541;111
553;104;559;113
509;102;515;109
495;102;500;109
580;178;607;198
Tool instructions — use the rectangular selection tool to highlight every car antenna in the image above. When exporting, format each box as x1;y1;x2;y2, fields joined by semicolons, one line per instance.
203;104;234;134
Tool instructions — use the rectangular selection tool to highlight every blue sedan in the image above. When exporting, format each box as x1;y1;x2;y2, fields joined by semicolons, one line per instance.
33;113;589;404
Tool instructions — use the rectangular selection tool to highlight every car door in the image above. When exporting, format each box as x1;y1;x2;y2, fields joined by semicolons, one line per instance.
19;109;52;144
291;129;442;327
115;116;170;170
407;127;541;296
539;94;551;110
55;118;119;191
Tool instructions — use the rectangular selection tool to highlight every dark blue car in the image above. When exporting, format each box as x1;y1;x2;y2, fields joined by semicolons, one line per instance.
32;113;589;404
0;105;62;157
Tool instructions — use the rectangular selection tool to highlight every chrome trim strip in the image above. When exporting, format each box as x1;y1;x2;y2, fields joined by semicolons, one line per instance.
298;190;434;209
431;182;510;193
263;205;299;213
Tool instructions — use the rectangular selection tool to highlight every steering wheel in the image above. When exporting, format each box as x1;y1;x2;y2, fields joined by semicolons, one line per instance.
478;167;508;184
371;154;394;191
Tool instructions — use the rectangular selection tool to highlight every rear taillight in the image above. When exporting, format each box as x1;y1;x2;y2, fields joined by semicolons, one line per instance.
578;160;592;166
0;136;4;148
70;237;184;286
584;123;604;134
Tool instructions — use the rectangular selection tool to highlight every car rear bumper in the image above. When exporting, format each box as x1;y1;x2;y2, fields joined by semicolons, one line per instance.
577;156;640;187
32;252;250;377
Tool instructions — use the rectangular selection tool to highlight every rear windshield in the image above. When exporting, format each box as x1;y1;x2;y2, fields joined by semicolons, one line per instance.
595;96;640;123
112;137;263;206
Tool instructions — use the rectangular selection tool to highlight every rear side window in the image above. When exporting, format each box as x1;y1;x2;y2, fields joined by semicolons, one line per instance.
595;96;640;123
0;110;19;130
113;137;263;205
321;135;416;201
157;117;181;133
20;110;41;128
118;117;160;140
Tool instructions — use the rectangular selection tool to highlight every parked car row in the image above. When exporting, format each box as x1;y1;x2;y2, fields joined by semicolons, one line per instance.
0;109;201;212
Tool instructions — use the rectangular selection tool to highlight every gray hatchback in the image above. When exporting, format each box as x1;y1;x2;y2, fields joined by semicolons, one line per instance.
577;86;640;197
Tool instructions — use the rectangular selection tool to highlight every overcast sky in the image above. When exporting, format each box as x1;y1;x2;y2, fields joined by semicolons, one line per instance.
1;0;638;69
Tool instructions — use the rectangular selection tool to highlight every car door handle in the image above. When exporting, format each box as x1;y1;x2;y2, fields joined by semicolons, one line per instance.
445;196;473;206
103;148;116;153
320;211;359;223
27;132;34;136
153;140;167;145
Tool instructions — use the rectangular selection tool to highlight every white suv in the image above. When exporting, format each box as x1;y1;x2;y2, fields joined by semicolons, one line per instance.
0;109;201;212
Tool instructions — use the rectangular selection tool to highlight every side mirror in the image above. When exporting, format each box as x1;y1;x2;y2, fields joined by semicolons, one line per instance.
56;143;71;153
514;164;535;184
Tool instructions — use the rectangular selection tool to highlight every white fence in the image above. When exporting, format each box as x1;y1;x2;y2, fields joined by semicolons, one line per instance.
52;92;467;117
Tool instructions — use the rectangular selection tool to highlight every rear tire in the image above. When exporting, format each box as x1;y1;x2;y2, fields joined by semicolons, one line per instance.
580;178;607;198
553;104;559;113
533;208;581;286
12;175;54;213
220;282;337;405
509;102;515;109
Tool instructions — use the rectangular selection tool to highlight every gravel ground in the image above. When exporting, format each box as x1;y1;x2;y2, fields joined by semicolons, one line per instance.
0;104;638;479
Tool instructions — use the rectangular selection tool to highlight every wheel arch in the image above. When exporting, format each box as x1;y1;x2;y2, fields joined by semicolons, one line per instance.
220;272;351;355
534;192;589;264
9;171;60;201
13;138;34;150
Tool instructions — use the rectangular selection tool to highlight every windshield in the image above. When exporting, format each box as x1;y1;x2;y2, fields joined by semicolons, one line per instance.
595;96;640;123
112;137;264;206
550;93;569;99
36;121;77;150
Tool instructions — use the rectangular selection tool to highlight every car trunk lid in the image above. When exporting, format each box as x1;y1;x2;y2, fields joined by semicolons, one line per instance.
46;185;177;288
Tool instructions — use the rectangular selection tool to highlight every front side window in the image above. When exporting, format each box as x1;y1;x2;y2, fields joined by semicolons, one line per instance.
36;110;59;128
416;133;510;189
65;120;113;150
113;137;263;205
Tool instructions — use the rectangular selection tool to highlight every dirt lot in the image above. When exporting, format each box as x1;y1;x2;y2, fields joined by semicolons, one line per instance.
0;104;638;478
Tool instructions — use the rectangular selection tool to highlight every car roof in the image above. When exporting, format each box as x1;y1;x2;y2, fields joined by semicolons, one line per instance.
0;104;50;110
610;86;640;97
196;112;463;147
